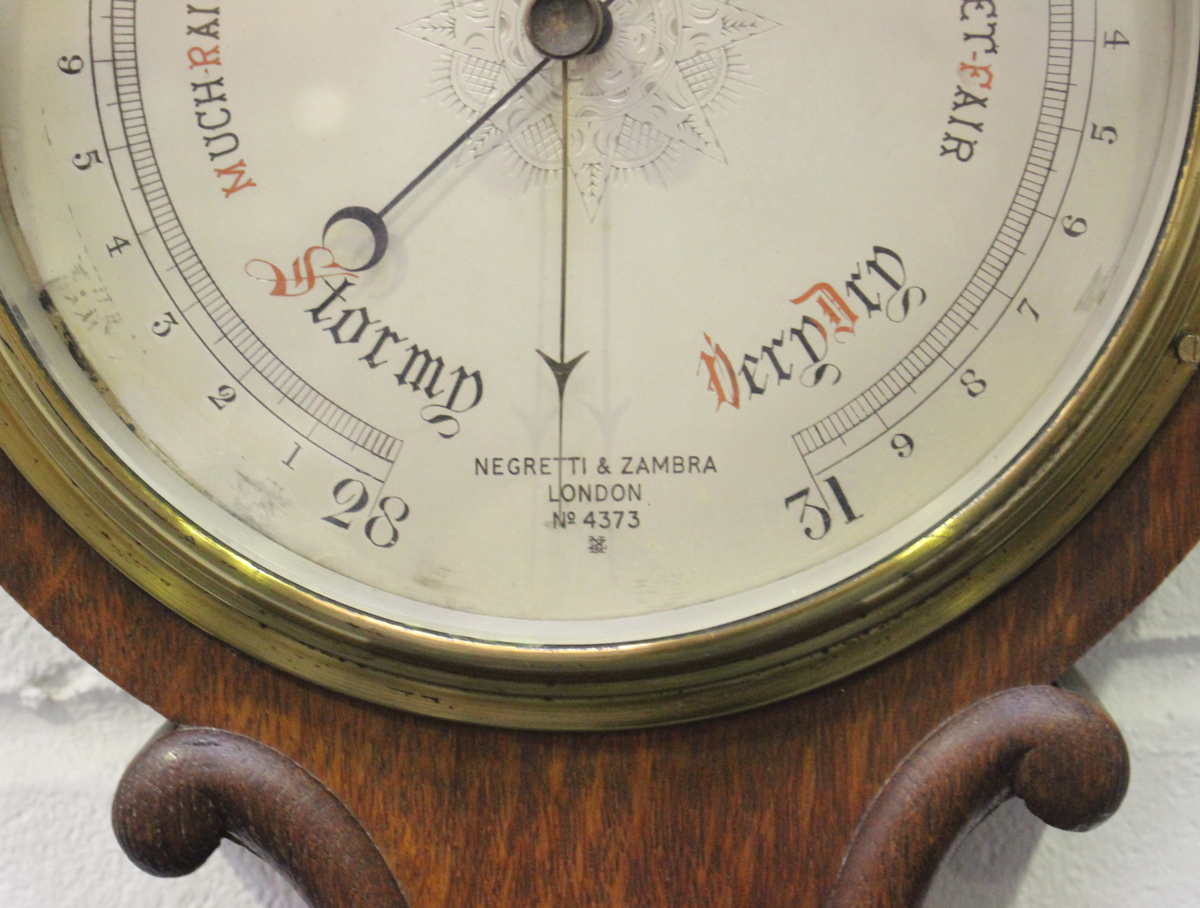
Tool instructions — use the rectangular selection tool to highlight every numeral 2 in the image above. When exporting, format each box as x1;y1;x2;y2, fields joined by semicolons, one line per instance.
207;385;237;409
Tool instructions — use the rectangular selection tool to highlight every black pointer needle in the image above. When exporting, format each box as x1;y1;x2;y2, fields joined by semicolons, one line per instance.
325;0;613;273
324;57;552;272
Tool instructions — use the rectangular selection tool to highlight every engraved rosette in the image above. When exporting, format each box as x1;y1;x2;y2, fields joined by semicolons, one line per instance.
400;0;777;213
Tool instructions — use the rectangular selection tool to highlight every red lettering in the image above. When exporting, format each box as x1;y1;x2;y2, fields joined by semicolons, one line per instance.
699;333;740;410
245;247;354;297
188;45;221;69
214;159;257;197
792;283;858;341
959;62;994;90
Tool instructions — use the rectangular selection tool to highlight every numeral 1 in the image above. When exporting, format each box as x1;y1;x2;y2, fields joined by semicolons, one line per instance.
785;475;862;539
282;443;301;470
824;476;862;524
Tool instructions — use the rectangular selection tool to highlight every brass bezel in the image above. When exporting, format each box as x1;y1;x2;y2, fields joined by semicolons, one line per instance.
1;29;1199;730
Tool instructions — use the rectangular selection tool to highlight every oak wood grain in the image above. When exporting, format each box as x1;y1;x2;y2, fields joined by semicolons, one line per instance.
3;376;1198;907
113;726;407;908
826;686;1129;908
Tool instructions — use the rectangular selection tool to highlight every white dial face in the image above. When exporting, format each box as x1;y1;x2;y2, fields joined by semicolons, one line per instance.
0;0;1195;646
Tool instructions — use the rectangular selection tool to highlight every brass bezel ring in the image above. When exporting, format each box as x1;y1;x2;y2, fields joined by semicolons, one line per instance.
0;35;1199;731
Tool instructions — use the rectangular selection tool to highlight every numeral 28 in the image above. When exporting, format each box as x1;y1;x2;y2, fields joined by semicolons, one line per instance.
323;478;409;549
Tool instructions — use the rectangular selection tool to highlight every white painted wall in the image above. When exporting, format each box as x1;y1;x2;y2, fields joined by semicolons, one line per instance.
0;589;304;907
0;547;1198;907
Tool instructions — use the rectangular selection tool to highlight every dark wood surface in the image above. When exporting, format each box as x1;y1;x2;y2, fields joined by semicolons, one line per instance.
113;726;407;908
827;686;1130;908
3;375;1199;908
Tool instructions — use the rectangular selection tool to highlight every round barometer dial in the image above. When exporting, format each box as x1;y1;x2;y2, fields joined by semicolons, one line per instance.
0;0;1197;728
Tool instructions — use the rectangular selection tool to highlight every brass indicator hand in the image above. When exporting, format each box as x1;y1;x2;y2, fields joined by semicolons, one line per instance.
538;60;588;506
524;0;610;510
326;0;611;273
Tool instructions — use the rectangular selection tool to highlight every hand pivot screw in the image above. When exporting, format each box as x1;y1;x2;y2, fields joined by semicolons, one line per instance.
526;0;610;58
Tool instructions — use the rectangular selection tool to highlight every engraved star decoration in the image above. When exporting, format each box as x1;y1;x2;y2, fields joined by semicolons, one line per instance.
400;0;778;216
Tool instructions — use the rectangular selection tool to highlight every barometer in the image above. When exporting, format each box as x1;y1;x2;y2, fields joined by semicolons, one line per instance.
0;0;1198;728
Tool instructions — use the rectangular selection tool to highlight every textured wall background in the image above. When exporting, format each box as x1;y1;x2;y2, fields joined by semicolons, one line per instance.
1;548;1198;906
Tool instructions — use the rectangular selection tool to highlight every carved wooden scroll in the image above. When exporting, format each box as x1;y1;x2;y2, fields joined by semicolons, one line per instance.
111;687;1126;908
112;726;407;908
826;685;1130;908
